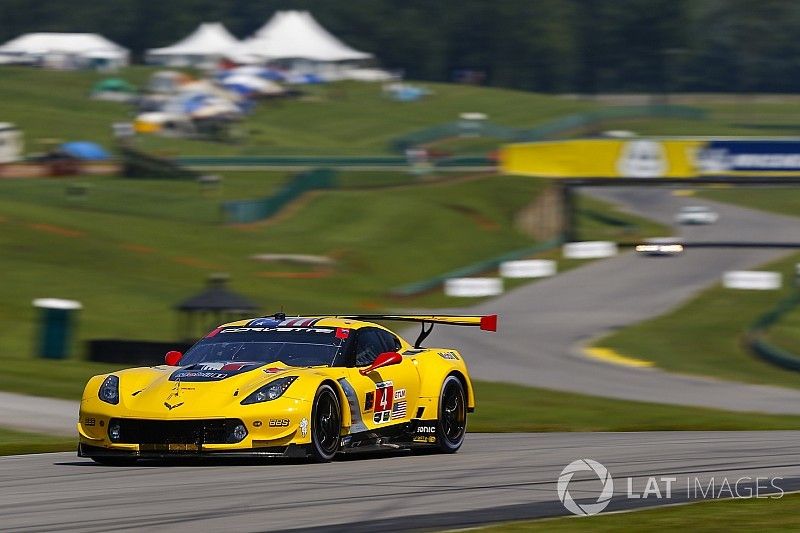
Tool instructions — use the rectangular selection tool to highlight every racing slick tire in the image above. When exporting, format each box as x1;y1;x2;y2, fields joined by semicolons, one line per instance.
309;384;341;463
436;375;467;453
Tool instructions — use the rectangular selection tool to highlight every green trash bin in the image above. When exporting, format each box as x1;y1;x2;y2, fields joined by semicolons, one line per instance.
33;298;82;359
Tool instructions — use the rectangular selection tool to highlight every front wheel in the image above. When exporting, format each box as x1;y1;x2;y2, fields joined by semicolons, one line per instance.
436;375;467;453
309;384;341;462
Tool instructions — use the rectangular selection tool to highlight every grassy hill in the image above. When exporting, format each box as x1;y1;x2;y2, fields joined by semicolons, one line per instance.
6;66;800;158
1;66;595;156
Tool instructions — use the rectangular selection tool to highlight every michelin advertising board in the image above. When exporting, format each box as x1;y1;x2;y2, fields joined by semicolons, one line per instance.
500;138;800;178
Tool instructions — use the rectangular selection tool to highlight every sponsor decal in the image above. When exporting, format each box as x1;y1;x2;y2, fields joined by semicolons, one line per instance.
253;421;263;427
392;400;407;419
373;381;394;424
416;424;436;434
269;419;290;427
438;351;459;360
169;362;264;382
696;140;800;173
220;326;333;334
247;317;322;328
84;417;96;427
616;140;668;178
394;388;406;400
299;417;309;437
412;435;436;444
335;327;351;339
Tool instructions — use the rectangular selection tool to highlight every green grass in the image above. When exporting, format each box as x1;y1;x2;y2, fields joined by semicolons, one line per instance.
0;427;75;456
1;66;595;157
698;186;800;219
595;252;800;390
469;381;800;432
0;173;547;364
574;193;671;242
476;493;800;531
9;66;800;158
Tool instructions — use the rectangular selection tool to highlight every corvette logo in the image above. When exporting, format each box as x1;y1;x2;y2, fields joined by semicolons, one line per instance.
164;401;184;410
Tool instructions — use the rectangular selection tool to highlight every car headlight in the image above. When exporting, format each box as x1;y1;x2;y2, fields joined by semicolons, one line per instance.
241;376;297;405
98;375;119;405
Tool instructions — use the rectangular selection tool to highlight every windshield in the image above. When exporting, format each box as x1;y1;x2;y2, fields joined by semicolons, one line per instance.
179;327;346;368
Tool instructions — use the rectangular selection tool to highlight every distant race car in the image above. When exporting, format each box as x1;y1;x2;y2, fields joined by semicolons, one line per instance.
78;314;497;464
635;237;685;256
675;205;719;225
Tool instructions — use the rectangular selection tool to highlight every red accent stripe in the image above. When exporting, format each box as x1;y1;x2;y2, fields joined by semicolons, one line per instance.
480;315;498;332
205;327;222;338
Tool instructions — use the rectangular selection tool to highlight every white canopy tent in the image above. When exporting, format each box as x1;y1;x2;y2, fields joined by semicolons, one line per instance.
0;32;128;68
237;11;372;63
147;22;240;67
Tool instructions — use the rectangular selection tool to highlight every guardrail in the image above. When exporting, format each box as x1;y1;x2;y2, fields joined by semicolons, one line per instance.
177;155;494;169
222;168;336;223
389;237;563;297
390;105;705;151
747;290;800;371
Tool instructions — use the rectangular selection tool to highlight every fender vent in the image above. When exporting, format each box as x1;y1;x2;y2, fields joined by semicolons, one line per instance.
416;407;425;418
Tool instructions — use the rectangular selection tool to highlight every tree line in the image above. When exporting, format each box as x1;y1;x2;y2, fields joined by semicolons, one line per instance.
1;0;798;93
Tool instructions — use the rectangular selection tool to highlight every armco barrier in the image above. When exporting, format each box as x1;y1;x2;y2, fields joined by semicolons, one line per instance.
177;155;493;169
390;105;705;151
390;237;562;297
747;291;800;371
222;168;336;223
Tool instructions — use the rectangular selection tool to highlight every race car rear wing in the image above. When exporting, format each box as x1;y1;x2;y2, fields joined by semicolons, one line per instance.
338;314;497;348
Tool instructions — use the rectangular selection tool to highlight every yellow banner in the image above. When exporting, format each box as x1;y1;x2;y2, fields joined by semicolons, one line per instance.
500;139;705;178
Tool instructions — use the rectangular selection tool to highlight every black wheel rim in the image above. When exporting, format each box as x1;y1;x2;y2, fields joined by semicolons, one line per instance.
441;381;466;445
314;390;339;454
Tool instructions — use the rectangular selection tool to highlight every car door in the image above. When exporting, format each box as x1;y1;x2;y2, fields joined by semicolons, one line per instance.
345;327;421;430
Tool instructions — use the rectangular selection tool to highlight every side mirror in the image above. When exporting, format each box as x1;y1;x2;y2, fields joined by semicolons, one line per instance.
359;351;402;375
164;351;182;366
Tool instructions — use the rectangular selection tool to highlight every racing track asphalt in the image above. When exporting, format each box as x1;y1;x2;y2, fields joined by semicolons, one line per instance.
426;186;800;414
2;431;799;532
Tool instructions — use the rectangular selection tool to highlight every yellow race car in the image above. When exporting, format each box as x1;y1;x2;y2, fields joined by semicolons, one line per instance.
77;314;497;463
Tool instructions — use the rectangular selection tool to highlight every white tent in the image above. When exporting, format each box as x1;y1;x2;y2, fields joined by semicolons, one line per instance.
0;32;128;68
238;11;372;62
147;23;240;66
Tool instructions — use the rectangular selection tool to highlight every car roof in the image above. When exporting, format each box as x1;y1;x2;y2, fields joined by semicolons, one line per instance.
218;316;382;331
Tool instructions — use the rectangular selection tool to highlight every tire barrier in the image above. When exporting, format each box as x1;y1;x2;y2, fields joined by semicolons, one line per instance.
389;237;562;297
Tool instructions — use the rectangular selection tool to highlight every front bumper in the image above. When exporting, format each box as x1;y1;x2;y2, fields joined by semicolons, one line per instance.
78;396;313;455
78;442;309;459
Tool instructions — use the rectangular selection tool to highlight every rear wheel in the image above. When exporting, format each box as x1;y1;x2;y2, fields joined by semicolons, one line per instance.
309;384;341;462
436;375;467;453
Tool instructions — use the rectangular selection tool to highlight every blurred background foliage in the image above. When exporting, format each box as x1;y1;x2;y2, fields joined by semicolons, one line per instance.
3;0;800;93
